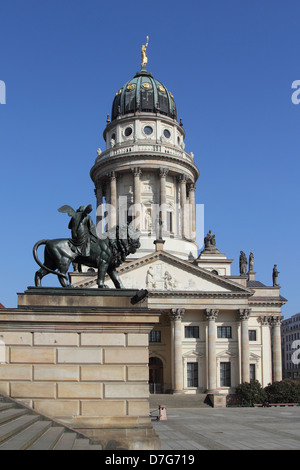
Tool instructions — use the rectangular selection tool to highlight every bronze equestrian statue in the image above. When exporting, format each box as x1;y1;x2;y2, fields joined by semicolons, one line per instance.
33;205;140;288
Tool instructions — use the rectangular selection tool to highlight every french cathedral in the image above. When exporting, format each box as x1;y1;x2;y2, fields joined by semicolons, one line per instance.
70;42;286;397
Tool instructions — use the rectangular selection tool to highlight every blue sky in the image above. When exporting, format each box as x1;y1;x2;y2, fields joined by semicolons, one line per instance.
0;0;299;317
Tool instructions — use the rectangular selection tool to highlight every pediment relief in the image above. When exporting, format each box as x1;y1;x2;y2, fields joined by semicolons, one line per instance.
216;350;237;359
183;350;204;358
249;352;261;362
74;251;253;295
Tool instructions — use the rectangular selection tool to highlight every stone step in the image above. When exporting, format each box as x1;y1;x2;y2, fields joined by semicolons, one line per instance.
0;407;27;425
72;438;103;450
149;393;210;409
0;420;52;450
0;394;103;450
0;414;40;444
27;426;65;450
53;431;78;450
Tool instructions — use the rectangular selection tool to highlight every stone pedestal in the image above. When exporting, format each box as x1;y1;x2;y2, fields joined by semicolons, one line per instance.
0;287;161;450
207;393;227;408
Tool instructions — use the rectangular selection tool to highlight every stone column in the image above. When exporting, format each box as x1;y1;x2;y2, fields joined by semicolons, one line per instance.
239;309;251;383
108;171;117;228
188;183;196;241
259;316;272;386
205;309;219;393
132;167;142;230
159;168;168;234
170;308;185;393
272;316;283;382
178;174;187;238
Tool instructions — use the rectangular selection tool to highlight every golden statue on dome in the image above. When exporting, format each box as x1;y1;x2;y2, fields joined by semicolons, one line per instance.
141;36;149;69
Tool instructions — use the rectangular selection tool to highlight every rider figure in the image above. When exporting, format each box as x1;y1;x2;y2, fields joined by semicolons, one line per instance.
68;205;97;257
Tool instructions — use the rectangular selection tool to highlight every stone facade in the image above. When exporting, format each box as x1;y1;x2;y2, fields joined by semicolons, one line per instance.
71;248;286;395
0;288;161;449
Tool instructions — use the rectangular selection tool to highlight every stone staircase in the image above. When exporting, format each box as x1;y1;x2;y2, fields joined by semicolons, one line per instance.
0;395;102;450
149;393;211;410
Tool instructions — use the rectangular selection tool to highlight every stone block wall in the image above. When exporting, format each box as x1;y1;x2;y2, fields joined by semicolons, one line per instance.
0;331;149;420
0;288;161;449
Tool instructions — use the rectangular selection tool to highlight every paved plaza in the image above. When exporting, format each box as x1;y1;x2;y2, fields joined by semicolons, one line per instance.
152;406;300;450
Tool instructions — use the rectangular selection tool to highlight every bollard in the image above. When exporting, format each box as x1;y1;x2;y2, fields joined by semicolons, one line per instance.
159;405;167;421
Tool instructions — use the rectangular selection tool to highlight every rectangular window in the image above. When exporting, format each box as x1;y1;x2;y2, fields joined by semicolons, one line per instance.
250;364;256;381
185;326;199;338
217;326;232;339
149;330;161;343
249;330;257;341
187;362;198;387
220;362;231;387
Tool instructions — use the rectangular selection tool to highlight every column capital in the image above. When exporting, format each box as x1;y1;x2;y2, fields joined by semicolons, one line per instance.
170;308;185;321
177;174;188;183
159;167;169;178
132;167;142;177
239;308;251;320
205;309;219;321
107;171;117;180
188;182;196;192
258;316;271;326
271;316;283;327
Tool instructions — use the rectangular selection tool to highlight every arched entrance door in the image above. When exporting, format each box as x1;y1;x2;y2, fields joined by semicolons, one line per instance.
149;357;164;394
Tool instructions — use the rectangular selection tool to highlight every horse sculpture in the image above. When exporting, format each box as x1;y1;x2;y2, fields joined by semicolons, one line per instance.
33;205;141;288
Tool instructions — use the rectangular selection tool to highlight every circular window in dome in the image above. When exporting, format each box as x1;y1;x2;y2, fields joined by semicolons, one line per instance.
163;129;171;139
143;126;153;136
127;84;135;91
124;127;133;137
158;85;166;93
142;82;152;89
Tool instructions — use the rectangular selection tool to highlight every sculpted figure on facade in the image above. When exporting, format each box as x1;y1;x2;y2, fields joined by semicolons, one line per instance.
164;271;177;290
239;251;247;275
204;230;216;249
272;264;280;287
146;266;156;289
249;251;254;272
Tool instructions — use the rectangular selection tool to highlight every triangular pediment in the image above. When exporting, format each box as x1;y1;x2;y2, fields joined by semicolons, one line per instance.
73;250;252;295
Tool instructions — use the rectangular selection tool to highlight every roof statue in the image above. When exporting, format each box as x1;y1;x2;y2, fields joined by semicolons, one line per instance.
141;35;149;70
239;251;247;275
272;264;280;287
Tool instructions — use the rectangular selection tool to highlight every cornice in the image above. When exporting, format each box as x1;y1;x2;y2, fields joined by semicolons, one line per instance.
90;152;199;182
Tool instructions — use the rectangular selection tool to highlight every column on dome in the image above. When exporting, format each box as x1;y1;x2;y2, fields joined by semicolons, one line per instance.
108;171;117;228
239;309;251;383
188;183;196;241
272;316;283;382
170;308;185;393
205;309;219;392
159;168;168;235
132;167;142;230
178;174;188;239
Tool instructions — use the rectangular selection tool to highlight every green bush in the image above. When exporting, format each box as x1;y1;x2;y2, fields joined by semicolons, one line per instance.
264;380;300;404
235;380;267;406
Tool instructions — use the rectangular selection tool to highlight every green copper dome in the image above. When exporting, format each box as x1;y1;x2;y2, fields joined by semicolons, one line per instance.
111;70;177;121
